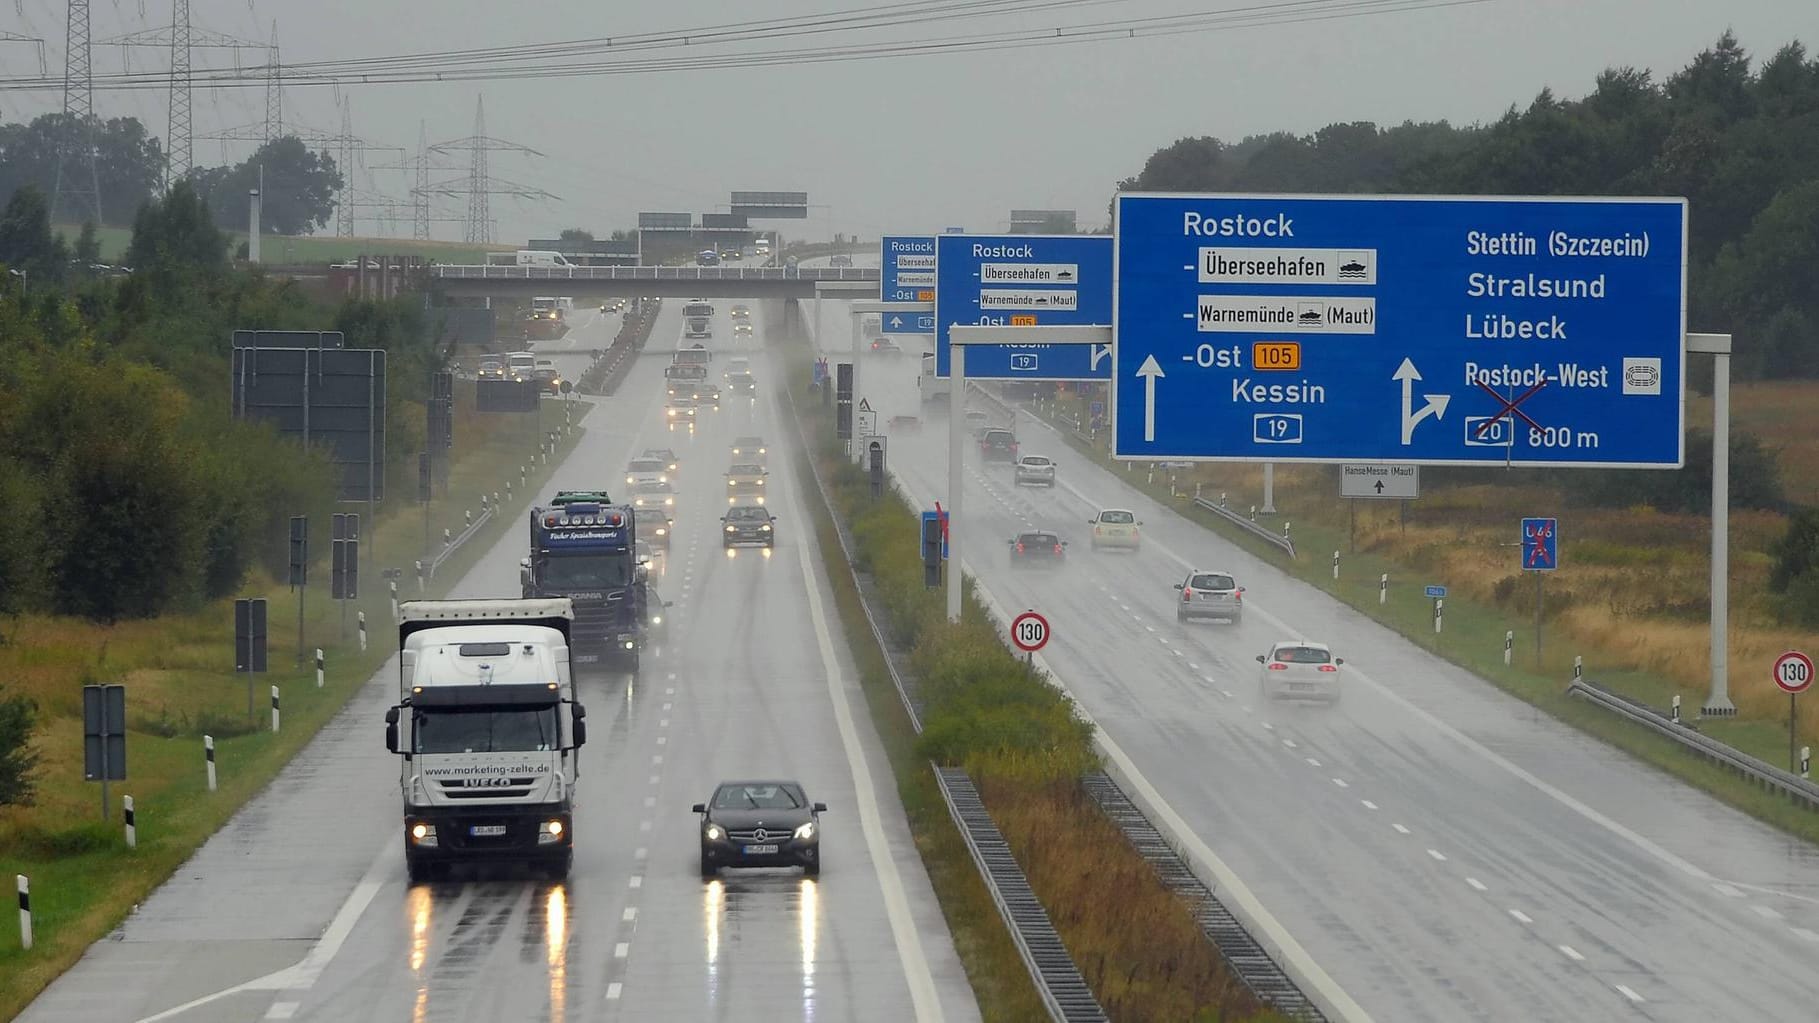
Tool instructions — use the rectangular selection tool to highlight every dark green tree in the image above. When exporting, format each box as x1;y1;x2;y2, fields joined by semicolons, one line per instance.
125;180;227;280
74;221;100;265
0;687;39;807
194;136;342;235
0;185;64;281
558;227;594;242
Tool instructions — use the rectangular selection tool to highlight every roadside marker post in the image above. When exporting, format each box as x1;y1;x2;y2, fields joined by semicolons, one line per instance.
124;795;136;849
271;686;281;733
1504;631;1513;667
1434;598;1443;636
1573;656;1584;685
1671;694;1681;725
1802;746;1811;780
358;611;368;652
1380;574;1388;606
1332;550;1339;581
204;735;216;791
16;875;30;951
315;648;325;688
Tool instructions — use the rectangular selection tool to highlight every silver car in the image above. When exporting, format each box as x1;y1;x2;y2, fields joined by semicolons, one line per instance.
1256;641;1344;703
1175;570;1243;624
1013;454;1056;487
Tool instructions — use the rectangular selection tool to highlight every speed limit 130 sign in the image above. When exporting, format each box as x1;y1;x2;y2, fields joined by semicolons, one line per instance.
1773;650;1814;695
1011;611;1050;654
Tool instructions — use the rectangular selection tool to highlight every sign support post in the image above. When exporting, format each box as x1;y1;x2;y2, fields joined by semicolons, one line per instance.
1773;650;1813;770
1695;333;1736;716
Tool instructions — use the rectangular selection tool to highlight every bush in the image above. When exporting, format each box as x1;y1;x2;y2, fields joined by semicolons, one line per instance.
0;685;40;807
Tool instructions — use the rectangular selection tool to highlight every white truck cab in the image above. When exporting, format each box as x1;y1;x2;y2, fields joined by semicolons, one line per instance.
386;598;586;882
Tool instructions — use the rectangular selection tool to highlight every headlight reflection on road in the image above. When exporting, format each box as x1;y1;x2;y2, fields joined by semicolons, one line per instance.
546;884;570;1022
703;878;725;1009
799;878;818;1013
407;883;432;1023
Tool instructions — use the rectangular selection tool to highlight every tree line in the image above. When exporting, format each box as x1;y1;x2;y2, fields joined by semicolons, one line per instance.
1116;32;1819;383
0;181;439;625
0;113;343;235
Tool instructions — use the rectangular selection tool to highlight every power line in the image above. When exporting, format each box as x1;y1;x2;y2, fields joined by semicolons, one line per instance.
51;0;101;224
426;96;557;244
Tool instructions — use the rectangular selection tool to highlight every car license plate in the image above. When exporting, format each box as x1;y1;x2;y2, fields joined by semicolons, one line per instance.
742;844;778;855
1290;683;1315;691
470;824;507;837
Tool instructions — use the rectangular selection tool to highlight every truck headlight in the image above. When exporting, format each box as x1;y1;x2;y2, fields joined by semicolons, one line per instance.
705;824;724;841
793;822;815;840
410;823;439;847
538;819;565;845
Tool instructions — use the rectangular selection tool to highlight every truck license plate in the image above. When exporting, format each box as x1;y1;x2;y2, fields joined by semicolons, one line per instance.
742;844;778;855
470;824;507;837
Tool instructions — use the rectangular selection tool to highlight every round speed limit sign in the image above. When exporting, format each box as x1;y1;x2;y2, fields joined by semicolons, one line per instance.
1011;610;1050;654
1773;650;1814;695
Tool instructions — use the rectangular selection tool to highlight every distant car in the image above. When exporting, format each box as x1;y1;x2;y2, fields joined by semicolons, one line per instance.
731;305;751;320
1088;509;1142;551
730;436;767;461
869;337;901;354
1256;641;1343;703
979;429;1019;463
721;503;777;548
694;780;824;877
666;397;698;423
733;322;754;338
1176;570;1244;624
644;508;674;550
642;447;680;473
635;539;656;572
724;358;752;376
626;457;669;487
1013;454;1056;487
645;576;672;639
1008;530;1067;567
693;383;722;409
720;248;741;261
477;360;506;379
631;479;676;511
963;409;990;431
726;463;769;505
533;360;562;394
786;256;799;268
830;254;853;268
889;414;920;433
728;372;757;396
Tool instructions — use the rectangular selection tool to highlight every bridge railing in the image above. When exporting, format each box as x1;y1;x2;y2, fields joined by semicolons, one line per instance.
427;265;879;282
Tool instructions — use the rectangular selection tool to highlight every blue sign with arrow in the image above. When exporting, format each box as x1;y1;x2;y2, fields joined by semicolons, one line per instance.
934;233;1113;380
881;235;936;306
881;312;935;335
1111;193;1687;467
1521;517;1559;571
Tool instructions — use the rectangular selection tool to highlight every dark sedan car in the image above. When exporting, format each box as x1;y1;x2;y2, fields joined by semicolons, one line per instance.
1009;530;1067;567
722;504;776;547
694;780;826;876
979;428;1019;463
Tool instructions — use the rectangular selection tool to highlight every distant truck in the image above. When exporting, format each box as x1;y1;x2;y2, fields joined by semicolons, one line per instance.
521;492;649;669
683;299;714;339
489;250;576;267
385;598;587;882
666;362;709;397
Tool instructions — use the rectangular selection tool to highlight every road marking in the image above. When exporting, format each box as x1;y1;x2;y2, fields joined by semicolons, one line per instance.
1361;800;1378;810
1305;758;1321;768
1466;877;1487;892
652;754;663;764
1509;909;1533;924
1281;738;1296;749
1791;927;1819;942
1393;823;1411;835
1332;778;1348;788
662;702;672;711
264;1004;299;1020
624;907;637;922
1188;662;1200;670
1558;945;1584;962
606;983;623;1000
648;775;660;785
1751;904;1783;920
614;942;630;958
1426;849;1447;862
629;875;643;889
784;412;946;1023
657;736;667;745
1223;689;1235;699
1614;984;1644;1003
666;687;675;695
635;847;647;860
1711;882;1745;898
639;821;652;832
643;796;655;808
668;672;678;681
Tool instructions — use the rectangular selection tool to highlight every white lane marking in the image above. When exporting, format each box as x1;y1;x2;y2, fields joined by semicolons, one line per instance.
1361;800;1379;811
614;942;630;959
1791;927;1819;942
635;847;647;860
264;1004;299;1020
652;755;663;764
1466;878;1488;892
648;775;660;785
1558;945;1584;962
1332;778;1349;789
1393;823;1411;835
1305;758;1322;768
1222;689;1235;699
1751;904;1783;920
639;821;652;832
665;687;675;695
607;982;623;1000
657;736;667;745
1711;882;1745;898
662;702;672;711
1282;738;1297;749
1614;984;1644;1003
1041;464;1729;888
1426;849;1447;862
624;907;637;922
668;672;678;681
1509;909;1534;924
644;796;655;808
786;427;945;1023
132;839;394;1022
629;875;643;889
1189;663;1200;670
660;718;669;728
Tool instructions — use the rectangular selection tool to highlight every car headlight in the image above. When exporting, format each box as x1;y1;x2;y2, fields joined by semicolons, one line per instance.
651;614;662;625
760;524;772;531
756;479;764;486
726;525;737;532
793;822;815;840
705;824;724;841
655;527;667;536
626;475;635;484
664;497;674;506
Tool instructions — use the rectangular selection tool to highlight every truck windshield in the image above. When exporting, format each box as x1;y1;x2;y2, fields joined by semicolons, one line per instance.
684;302;712;318
413;705;558;753
539;552;634;589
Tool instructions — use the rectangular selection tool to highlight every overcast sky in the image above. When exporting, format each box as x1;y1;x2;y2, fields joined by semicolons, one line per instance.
1;0;1812;243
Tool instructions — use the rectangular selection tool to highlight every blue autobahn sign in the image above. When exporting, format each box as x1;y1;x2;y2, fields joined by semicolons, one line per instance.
934;234;1112;380
1111;193;1688;467
1521;517;1559;571
881;235;936;306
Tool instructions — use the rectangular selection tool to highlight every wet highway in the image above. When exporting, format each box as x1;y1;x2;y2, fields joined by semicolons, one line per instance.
20;298;978;1023
814;291;1819;1023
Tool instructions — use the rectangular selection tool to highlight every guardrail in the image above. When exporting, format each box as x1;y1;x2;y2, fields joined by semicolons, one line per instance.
427;500;493;581
429;264;880;282
1567;679;1819;810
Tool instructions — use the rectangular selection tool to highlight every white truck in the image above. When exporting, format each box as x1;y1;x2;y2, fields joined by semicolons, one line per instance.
384;598;587;882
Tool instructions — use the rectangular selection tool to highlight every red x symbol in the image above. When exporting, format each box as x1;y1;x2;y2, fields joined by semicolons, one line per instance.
1474;379;1548;438
934;501;950;543
1526;522;1554;567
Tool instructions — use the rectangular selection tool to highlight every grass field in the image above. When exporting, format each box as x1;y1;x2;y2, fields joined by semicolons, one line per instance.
1021;384;1819;843
0;405;589;1021
54;222;508;265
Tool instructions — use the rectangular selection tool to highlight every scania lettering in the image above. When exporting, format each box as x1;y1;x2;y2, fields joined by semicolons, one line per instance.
385;598;586;882
1465;313;1568;340
1181;211;1294;238
521;492;648;670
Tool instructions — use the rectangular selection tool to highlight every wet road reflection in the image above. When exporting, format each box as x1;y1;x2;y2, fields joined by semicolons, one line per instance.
799;878;818;1018
408;883;432;1022
543;884;569;1021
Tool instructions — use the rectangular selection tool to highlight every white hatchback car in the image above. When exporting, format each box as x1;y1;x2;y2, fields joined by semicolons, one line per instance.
1256;641;1344;703
1013;454;1056;487
1088;509;1142;550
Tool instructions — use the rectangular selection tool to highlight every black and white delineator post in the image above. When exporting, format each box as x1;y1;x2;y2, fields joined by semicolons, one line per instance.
204;734;217;791
946;324;1112;622
271;685;281;733
16;874;29;951
124;795;136;849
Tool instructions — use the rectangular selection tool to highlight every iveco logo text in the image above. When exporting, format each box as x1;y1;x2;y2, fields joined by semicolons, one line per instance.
463;775;515;788
1182;212;1295;238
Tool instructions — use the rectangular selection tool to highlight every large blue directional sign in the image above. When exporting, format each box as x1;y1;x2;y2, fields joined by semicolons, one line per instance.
935;234;1112;380
881;236;936;305
1521;517;1559;571
1111;193;1687;467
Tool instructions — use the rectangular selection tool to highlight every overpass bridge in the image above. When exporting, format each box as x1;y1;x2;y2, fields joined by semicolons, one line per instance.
427;264;880;299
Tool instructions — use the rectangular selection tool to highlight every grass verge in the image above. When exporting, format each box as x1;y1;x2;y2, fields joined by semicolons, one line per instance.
0;406;589;1021
1016;392;1819;846
783;370;1284;1022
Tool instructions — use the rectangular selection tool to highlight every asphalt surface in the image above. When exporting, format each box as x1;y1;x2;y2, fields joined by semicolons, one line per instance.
814;293;1819;1023
20;297;979;1023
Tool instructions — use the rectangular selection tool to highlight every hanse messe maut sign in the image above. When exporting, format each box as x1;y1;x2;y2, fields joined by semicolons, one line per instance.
1110;193;1687;467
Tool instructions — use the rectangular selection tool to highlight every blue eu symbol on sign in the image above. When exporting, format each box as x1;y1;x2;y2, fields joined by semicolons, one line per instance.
1522;517;1559;571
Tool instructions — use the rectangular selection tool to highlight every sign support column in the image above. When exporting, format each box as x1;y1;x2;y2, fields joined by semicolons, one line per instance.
1696;333;1735;716
947;343;966;622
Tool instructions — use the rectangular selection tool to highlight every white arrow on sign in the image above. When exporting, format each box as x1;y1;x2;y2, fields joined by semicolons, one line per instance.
1136;355;1164;442
888;316;903;328
1090;343;1111;372
1394;358;1451;444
